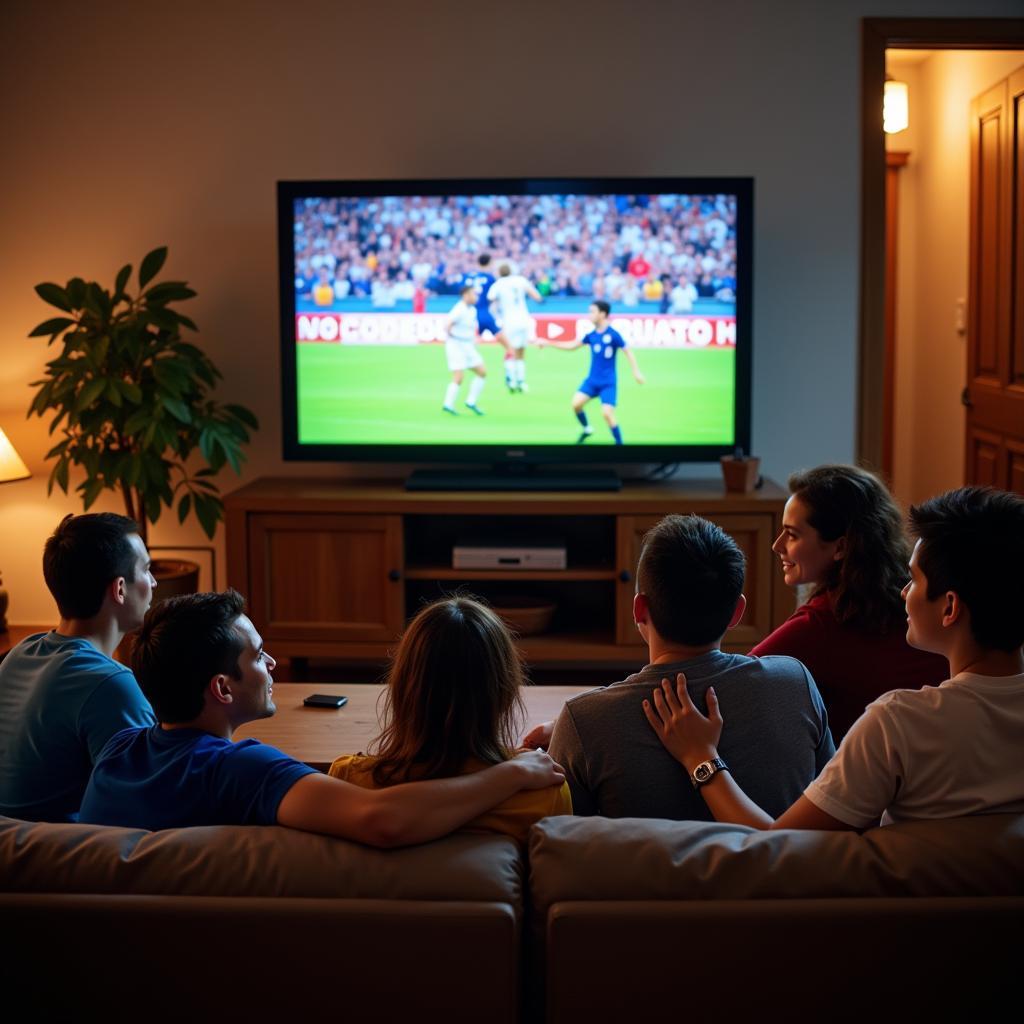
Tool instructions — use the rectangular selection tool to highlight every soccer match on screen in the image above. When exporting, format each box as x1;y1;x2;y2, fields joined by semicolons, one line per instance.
292;192;739;447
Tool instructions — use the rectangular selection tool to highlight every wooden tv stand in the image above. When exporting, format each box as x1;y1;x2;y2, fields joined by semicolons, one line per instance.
224;477;795;672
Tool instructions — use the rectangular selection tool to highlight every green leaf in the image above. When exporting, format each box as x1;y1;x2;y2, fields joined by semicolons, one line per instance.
193;493;220;539
44;439;70;459
177;492;192;525
161;396;191;423
144;282;196;306
225;404;259;429
138;247;168;289
81;475;105;510
90;335;111;366
114;263;132;299
176;314;198;332
74;378;106;411
105;380;123;407
35;283;72;311
123;408;150;435
66;278;87;307
29;317;75;338
118;380;143;404
144;492;162;524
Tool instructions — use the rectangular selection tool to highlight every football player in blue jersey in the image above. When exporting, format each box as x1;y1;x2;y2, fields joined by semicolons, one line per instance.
461;253;515;390
540;300;644;444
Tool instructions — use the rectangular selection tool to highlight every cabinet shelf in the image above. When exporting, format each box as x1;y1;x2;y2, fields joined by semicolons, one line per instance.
404;566;618;582
225;477;794;674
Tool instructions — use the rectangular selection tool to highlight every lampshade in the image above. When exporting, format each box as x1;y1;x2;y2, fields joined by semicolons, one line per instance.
884;79;909;134
0;428;30;483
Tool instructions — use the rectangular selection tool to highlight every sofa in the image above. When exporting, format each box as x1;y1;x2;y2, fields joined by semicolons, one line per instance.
2;812;1022;1023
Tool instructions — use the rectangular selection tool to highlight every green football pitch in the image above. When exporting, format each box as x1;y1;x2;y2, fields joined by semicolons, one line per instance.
296;343;735;446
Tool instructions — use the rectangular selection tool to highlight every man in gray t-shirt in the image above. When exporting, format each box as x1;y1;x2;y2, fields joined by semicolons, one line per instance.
548;515;834;820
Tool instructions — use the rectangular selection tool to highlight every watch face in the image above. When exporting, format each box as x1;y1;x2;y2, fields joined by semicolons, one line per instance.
694;763;712;783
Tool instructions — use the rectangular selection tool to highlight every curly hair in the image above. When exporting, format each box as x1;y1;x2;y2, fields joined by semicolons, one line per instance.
788;465;909;633
370;595;527;786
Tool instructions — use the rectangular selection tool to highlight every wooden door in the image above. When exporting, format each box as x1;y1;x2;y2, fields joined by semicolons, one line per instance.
965;67;1024;493
247;513;404;644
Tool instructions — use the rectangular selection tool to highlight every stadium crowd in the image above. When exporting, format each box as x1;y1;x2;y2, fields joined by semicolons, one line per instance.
293;193;738;309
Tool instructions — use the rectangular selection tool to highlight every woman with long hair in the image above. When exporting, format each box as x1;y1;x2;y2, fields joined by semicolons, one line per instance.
750;464;946;741
329;595;571;841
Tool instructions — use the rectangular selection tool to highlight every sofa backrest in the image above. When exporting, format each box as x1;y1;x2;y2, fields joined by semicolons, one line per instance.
528;812;1024;913
0;815;524;906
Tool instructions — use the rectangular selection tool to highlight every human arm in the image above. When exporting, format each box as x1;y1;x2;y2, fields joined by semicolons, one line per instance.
642;674;853;831
277;748;565;847
623;346;645;384
522;719;554;749
539;339;583;351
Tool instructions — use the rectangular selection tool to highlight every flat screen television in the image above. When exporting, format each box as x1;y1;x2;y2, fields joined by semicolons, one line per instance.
278;176;752;489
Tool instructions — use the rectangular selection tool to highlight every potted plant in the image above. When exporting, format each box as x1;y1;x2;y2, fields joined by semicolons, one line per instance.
27;247;258;592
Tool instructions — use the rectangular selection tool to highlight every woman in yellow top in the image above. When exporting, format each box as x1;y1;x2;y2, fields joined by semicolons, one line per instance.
329;596;572;842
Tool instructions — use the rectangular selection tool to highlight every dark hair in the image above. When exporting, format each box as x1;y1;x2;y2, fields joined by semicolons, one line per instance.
478;253;491;267
42;513;141;619
788;464;909;632
636;515;745;646
131;590;247;723
592;299;611;316
909;487;1024;651
370;596;527;785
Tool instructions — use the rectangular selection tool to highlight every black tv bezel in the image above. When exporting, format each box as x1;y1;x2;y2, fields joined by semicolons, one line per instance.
278;176;753;467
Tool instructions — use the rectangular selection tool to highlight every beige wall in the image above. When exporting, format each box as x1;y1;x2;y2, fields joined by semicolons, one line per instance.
888;48;1024;510
1;0;1020;623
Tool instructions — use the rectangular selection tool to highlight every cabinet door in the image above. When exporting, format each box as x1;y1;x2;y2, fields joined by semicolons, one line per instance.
248;514;403;643
616;514;775;650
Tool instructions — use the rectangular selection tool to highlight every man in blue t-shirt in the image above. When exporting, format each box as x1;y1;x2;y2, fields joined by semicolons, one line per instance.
540;300;644;444
0;513;158;822
80;590;564;845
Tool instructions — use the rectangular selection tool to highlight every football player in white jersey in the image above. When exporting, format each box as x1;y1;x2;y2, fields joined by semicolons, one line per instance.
442;284;487;416
487;262;542;393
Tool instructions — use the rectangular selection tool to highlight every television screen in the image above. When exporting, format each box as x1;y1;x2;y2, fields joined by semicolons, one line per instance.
279;177;751;470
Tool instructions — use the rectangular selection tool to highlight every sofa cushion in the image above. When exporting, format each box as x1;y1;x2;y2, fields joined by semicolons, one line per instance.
0;816;523;904
528;814;1024;913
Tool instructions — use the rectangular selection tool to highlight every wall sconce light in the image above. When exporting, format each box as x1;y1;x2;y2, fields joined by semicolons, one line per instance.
0;427;31;632
884;78;909;134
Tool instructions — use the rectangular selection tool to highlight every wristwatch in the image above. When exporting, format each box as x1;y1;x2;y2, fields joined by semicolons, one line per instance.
690;757;729;789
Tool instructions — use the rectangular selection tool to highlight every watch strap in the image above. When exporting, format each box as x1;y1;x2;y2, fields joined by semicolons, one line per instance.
691;757;729;789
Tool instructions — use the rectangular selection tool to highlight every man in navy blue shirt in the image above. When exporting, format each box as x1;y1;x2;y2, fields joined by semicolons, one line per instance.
80;590;564;846
541;300;644;444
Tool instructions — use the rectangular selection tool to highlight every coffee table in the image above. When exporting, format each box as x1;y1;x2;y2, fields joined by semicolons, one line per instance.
232;683;591;771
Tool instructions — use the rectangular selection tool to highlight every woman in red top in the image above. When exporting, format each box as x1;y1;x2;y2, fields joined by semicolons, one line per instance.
750;465;947;742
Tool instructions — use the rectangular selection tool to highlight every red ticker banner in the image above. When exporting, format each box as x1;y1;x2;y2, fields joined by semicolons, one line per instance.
296;313;736;349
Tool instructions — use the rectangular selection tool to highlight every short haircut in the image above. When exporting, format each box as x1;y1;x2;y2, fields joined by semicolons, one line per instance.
478;253;491;267
498;262;511;276
636;515;745;646
592;299;611;317
42;513;141;619
460;282;477;298
909;487;1024;652
131;590;247;723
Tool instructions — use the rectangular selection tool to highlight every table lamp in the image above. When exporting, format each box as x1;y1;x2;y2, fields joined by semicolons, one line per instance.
0;427;31;631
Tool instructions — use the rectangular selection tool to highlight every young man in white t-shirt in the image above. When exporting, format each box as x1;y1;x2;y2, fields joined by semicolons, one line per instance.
442;283;486;416
487;262;541;393
643;486;1024;830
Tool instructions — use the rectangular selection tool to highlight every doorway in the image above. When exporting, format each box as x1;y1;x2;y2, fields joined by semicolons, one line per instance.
858;19;1024;507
